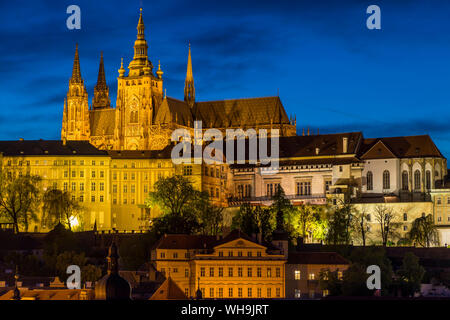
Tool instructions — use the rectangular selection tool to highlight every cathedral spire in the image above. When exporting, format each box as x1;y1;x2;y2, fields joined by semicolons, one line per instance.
128;8;152;75
93;52;111;109
70;44;83;84
184;42;195;107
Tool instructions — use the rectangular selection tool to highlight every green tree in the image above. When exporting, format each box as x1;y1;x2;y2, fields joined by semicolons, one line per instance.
119;234;157;270
0;173;42;233
408;214;439;247
396;252;425;297
81;264;103;283
325;201;354;245
194;192;224;236
232;203;274;241
42;188;82;230
55;251;87;283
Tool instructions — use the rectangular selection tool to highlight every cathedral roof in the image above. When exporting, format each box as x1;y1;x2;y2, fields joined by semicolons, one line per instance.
89;109;115;136
194;96;290;128
0;140;107;156
359;135;444;159
154;97;193;126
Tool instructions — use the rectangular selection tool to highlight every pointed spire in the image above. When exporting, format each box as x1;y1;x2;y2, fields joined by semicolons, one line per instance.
129;8;152;75
118;57;125;77
156;60;163;79
107;238;119;275
70;44;83;84
137;8;145;39
184;42;195;107
93;52;111;109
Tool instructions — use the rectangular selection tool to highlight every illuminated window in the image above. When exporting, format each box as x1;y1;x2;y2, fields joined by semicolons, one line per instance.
337;271;343;280
218;267;223;277
228;267;233;277
295;289;301;298
209;268;214;277
308;273;315;280
267;268;272;277
247;268;252;277
323;290;329;297
200;267;205;277
72;182;76;191
218;288;223;298
228;288;233;298
238;288;243;298
63;182;68;191
238;267;243;277
100;182;104;191
294;270;301;280
257;288;262;298
92;170;96;178
209;288;214;298
248;288;252;298
91;182;96;191
183;165;192;176
257;268;262;277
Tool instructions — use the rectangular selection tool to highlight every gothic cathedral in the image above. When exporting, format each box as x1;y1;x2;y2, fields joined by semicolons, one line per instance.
61;9;297;151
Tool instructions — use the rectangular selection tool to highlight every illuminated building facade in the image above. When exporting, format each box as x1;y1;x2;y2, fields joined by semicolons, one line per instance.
150;230;286;299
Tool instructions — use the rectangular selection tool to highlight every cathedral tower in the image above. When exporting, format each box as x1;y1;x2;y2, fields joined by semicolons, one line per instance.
92;52;111;110
114;8;164;150
61;44;90;141
184;43;195;108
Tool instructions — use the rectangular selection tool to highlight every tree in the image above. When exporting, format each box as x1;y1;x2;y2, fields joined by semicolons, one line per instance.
408;214;439;247
325;201;354;245
396;252;425;297
42;188;82;230
81;264;103;283
232;203;274;242
194;192;224;236
0;173;41;233
352;206;371;246
373;205;400;246
145;175;198;216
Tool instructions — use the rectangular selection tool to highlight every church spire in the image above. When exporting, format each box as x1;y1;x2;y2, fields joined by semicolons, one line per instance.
93;52;111;109
70;44;83;84
128;8;152;75
184;43;195;107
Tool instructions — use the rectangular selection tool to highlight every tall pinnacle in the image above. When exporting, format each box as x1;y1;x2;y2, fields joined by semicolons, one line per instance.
70;44;83;84
93;51;111;109
128;8;152;75
184;42;195;107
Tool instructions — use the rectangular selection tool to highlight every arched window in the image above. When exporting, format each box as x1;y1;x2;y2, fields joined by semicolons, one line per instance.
366;171;373;191
383;170;390;190
402;171;409;190
414;170;421;190
426;170;431;190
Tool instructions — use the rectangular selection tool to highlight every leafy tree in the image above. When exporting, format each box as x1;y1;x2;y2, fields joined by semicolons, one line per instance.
119;234;157;270
42;188;82;230
408;214;439;247
352;206;371;246
396;252;425;297
232;203;274;241
81;264;103;283
194;192;224;236
373;205;400;246
325;201;354;245
145;175;199;216
55;251;87;283
149;210;200;238
0;173;42;233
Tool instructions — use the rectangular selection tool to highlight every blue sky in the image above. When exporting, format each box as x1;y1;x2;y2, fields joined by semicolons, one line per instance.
1;0;450;157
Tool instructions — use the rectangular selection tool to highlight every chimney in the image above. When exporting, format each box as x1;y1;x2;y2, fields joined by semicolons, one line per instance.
343;137;348;153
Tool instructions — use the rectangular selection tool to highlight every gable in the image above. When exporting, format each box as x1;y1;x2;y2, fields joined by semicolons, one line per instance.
213;238;267;250
360;140;397;160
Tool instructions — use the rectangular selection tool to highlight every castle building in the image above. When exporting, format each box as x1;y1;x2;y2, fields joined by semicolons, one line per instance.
61;9;296;151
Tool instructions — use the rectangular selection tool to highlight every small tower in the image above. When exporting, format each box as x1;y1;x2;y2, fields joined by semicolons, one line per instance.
195;277;202;300
118;58;125;77
12;266;21;300
156;60;163;79
92;52;111;110
128;8;152;76
184;43;195;108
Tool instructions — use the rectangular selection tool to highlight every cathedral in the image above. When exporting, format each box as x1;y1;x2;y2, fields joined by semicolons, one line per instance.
61;8;297;151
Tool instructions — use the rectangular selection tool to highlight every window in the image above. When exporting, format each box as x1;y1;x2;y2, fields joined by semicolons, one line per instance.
366;171;373;190
402;171;408;190
295;289;301;298
382;170;390;190
267;268;272;277
91;170;96;178
296;181;311;196
124;173;127;180
426;170;431;190
91;182;96;191
238;288;243;298
218;251;223;257
403;225;408;231
131;185;135;193
248;288;252;298
218;288;223;298
200;267;205;277
437;197;442;205
276;288;280;298
183;165;192;176
123;185;127;193
209;268;214;277
323;290;329;297
228;267;233;277
79;195;84;202
185;288;189;297
144;185;148;193
276;268;281;277
91;195;95;202
72;171;76;178
325;180;332;192
173;252;178;258
113;185;117;193
131;173;135;180
64;170;68;178
185;269;189;278
228;288;233;298
72;182;76;191
403;213;408;221
100;182;104;191
414;170;421;190
100;171;104;178
79;182;84;191
308;273;315;280
247;251;252;257
294;270;301;280
247;268;252;277
238;251;242;257
228;251;233;257
337;271;343;280
257;268;262;277
238;267;243;277
266;183;279;196
267;288;271;298
63;182;68;191
257;288;262;298
218;267;223;277
210;288;214;298
99;195;104;203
